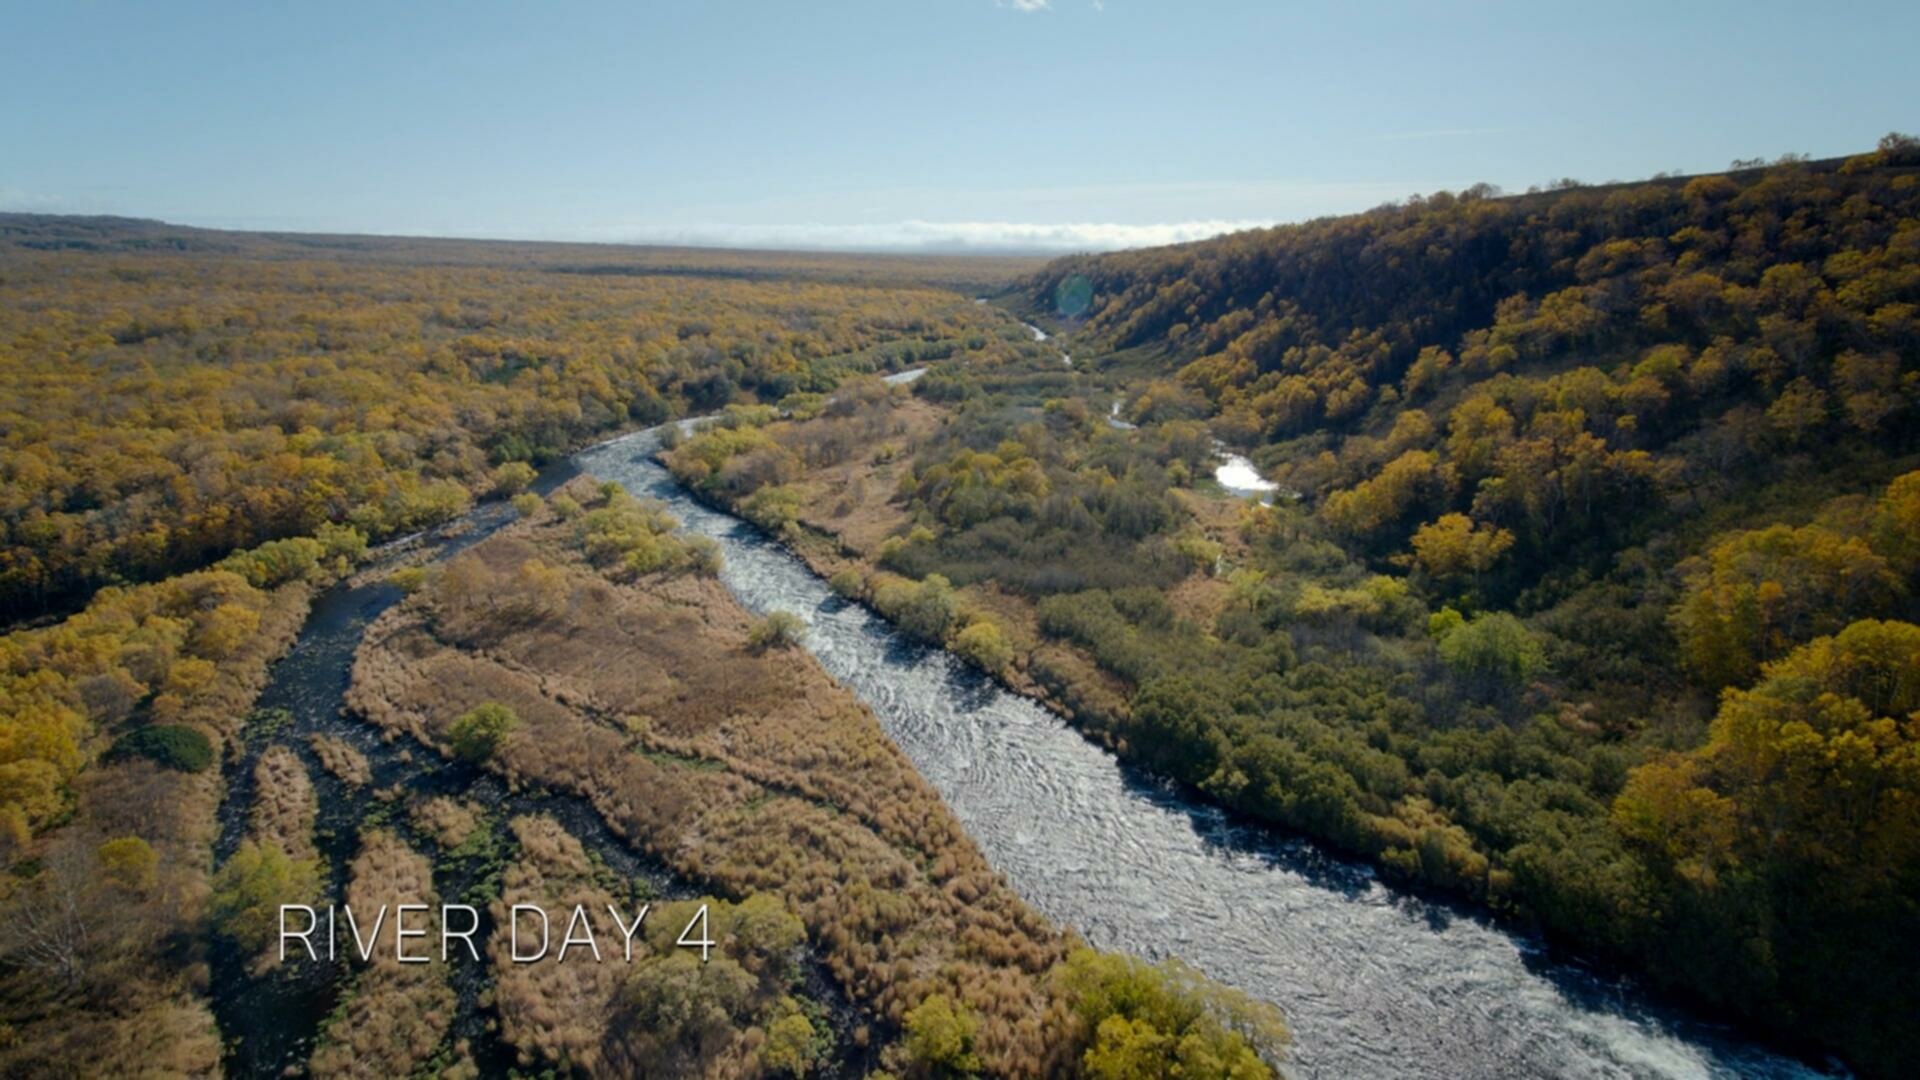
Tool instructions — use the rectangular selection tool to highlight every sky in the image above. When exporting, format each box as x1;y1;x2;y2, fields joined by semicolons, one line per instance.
4;1;1917;253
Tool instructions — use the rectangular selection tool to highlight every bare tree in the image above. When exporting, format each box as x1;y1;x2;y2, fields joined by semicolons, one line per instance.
1;844;96;991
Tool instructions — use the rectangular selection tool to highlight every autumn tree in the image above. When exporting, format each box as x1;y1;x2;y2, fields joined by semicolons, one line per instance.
1672;523;1899;688
1618;618;1920;901
1409;513;1515;580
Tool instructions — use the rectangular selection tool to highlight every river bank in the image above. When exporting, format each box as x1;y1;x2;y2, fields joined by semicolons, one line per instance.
609;421;1841;1079
341;472;1285;1076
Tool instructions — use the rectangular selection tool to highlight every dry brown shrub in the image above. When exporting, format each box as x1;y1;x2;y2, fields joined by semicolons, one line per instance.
308;830;456;1078
308;733;373;786
249;744;317;860
486;815;626;1073
409;795;482;850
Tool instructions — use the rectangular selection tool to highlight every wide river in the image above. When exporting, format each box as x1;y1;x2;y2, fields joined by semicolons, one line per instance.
578;428;1837;1080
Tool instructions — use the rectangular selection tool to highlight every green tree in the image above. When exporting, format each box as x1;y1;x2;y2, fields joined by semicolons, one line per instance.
209;841;322;953
448;702;518;763
1434;611;1547;690
1707;620;1920;888
1672;523;1898;689
762;1007;818;1076
1409;513;1514;580
902;993;982;1076
110;724;215;773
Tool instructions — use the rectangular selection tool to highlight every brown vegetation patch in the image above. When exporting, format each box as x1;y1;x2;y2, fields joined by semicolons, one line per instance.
308;733;373;787
349;498;1076;1074
308;830;457;1078
1165;572;1232;630
409;796;482;851
791;396;944;556
486;815;626;1073
249;744;317;860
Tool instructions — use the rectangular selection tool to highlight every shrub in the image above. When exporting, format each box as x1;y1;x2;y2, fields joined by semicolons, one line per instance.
97;836;158;892
741;484;804;532
1053;948;1285;1078
953;619;1014;673
510;492;542;517
578;494;688;577
1435;611;1547;688
210;841;322;953
493;460;538;495
902;994;981;1075
218;536;326;588
110;724;215;773
748;611;806;651
686;536;725;576
448;702;518;763
874;574;958;644
387;565;429;594
828;568;867;601
1173;529;1223;573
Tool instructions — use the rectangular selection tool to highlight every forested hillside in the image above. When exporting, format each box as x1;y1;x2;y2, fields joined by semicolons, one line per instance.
615;138;1920;1072
976;137;1920;1073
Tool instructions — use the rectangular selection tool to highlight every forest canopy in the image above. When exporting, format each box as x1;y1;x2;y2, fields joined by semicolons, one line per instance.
0;230;1036;619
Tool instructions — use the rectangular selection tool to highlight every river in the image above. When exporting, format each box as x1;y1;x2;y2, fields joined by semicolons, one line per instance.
577;427;1839;1080
217;417;1840;1078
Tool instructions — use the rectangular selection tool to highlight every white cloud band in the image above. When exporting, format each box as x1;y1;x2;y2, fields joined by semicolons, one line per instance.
563;219;1272;253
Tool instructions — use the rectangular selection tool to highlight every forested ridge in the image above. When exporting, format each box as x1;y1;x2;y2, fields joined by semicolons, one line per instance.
649;139;1920;1075
0;213;1039;292
991;137;1920;1073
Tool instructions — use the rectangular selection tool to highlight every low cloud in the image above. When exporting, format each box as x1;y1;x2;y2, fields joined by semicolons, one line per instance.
0;187;70;212
558;219;1272;254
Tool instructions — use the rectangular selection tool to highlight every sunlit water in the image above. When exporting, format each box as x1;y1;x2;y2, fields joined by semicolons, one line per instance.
1215;450;1280;498
579;428;1839;1080
1018;319;1072;365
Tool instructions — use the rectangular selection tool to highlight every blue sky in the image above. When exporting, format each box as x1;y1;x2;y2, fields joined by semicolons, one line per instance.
4;1;1915;251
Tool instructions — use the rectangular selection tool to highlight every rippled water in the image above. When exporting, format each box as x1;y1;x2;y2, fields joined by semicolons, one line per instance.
580;429;1839;1080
